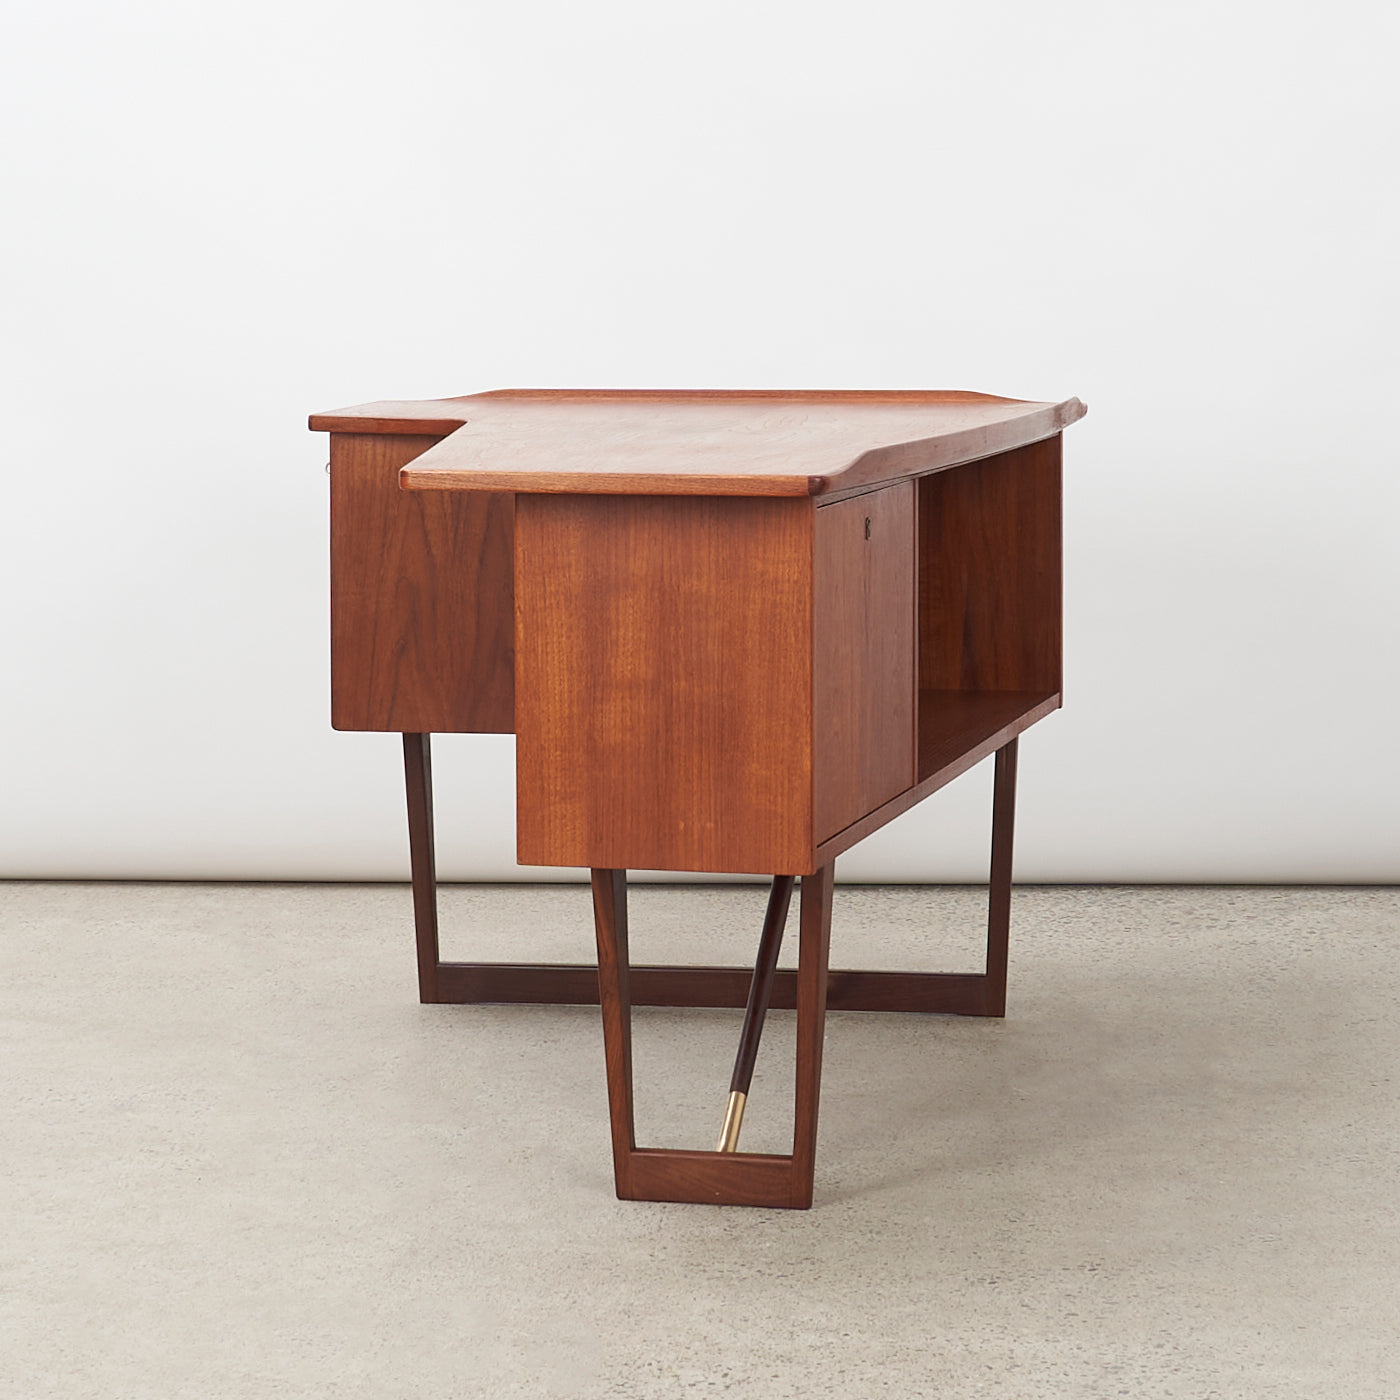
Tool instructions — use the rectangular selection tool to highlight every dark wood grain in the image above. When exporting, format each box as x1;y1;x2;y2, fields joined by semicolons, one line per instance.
402;734;440;1004
813;482;916;843
515;494;813;874
918;435;1062;694
626;1149;797;1208
587;861;836;1208
591;869;635;1198
430;962;998;1015
728;877;794;1096
329;432;514;734
791;864;834;1208
985;739;1018;1018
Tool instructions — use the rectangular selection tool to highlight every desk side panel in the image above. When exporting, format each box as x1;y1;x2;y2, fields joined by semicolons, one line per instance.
515;495;813;875
329;432;514;733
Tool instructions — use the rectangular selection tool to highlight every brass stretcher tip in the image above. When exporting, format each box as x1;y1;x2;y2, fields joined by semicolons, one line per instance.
716;1090;747;1153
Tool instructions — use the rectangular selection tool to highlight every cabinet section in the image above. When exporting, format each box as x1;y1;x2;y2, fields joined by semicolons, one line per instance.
329;432;514;733
814;482;917;844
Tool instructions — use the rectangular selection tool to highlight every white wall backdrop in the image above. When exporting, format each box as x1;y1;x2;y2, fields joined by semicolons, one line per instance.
2;0;1397;882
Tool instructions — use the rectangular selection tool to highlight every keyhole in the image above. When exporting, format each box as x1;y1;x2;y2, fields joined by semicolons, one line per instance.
864;517;871;540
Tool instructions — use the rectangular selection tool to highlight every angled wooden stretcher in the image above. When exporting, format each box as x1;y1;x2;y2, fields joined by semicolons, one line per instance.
311;388;1086;1208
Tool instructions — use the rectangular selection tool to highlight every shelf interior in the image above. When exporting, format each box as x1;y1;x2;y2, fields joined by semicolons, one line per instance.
917;690;1058;784
913;440;1062;789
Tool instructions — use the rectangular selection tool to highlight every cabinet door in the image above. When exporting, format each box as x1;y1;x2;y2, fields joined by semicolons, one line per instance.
814;481;916;843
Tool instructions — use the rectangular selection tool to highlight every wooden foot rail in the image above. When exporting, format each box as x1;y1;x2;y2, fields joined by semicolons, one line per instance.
429;963;997;1014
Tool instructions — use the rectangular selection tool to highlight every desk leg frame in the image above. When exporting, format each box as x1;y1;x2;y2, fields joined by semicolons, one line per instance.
403;733;1020;1021
401;731;1019;1206
593;864;834;1209
403;732;441;1003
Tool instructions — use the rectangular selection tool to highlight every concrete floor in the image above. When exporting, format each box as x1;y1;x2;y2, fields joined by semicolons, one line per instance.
2;882;1397;1399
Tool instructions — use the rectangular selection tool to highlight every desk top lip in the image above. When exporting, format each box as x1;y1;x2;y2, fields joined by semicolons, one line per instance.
310;388;1087;497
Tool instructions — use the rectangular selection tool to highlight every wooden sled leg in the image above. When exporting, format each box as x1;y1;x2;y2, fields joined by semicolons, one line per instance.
590;865;835;1209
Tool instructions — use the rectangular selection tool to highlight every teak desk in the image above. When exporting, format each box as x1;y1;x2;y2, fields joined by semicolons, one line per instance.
311;389;1087;1209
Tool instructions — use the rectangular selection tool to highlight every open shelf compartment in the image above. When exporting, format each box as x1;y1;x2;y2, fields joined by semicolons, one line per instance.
915;436;1062;783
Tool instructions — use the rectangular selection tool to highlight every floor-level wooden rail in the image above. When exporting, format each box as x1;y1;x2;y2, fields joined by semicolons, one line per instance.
430;962;999;1015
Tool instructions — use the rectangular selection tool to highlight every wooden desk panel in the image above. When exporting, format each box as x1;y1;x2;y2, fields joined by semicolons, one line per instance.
514;494;814;875
329;433;514;734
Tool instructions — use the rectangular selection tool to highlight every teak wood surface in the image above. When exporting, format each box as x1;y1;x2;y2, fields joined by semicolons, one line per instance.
329;433;513;734
312;388;1086;498
514;493;814;874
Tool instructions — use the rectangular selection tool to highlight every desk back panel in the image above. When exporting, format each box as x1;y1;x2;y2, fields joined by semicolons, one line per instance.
917;436;1062;694
514;494;814;875
329;432;515;733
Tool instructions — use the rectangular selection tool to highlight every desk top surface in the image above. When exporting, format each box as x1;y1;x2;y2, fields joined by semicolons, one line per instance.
310;389;1086;498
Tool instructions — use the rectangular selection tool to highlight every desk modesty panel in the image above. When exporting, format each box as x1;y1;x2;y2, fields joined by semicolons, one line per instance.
317;390;1083;875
